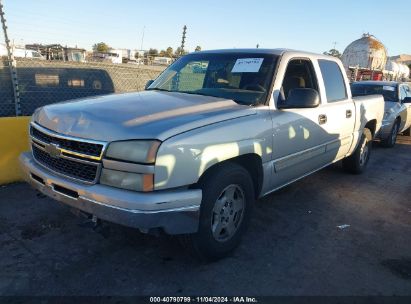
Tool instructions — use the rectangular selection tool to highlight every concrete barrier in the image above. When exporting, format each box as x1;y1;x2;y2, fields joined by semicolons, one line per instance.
0;116;31;185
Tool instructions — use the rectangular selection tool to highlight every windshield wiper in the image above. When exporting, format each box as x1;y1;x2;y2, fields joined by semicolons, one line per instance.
178;90;250;105
147;88;171;92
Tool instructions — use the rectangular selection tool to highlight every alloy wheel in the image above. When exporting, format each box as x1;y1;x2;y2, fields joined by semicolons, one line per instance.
211;184;245;242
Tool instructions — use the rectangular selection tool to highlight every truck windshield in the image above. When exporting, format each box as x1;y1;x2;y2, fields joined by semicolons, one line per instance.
148;53;278;105
351;84;398;102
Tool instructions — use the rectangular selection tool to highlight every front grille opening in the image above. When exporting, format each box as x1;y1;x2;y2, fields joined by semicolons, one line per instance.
30;126;104;157
53;184;79;199
31;173;45;185
32;145;98;182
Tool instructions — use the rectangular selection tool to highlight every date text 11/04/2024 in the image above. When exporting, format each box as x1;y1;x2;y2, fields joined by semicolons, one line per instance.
149;297;258;303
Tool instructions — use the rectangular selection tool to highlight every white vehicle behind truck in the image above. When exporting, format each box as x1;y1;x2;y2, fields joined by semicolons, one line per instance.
20;49;384;260
0;44;44;59
13;48;44;59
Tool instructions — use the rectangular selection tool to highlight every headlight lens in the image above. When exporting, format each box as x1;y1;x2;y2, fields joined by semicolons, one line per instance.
105;140;161;164
100;169;153;192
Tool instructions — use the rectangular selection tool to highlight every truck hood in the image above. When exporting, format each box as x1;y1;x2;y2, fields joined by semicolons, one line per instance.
34;91;255;142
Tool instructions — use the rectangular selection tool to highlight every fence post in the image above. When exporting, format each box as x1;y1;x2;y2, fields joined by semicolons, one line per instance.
0;0;21;116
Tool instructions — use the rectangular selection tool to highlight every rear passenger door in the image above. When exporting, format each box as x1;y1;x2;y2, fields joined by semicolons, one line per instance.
317;59;355;160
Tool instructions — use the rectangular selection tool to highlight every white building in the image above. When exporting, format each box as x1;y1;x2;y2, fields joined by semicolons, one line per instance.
153;57;173;65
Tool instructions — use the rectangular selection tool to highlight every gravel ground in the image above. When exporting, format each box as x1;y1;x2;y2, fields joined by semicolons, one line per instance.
0;136;410;296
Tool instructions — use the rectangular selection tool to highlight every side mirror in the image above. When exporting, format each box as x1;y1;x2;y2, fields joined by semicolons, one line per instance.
278;88;320;109
145;80;154;90
403;97;411;103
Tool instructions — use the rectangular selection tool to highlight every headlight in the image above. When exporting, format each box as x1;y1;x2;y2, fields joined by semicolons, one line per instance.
105;140;161;164
100;169;153;192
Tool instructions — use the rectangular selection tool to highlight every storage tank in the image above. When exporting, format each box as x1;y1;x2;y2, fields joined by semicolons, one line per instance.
398;64;410;79
405;66;410;79
342;34;388;71
385;60;400;77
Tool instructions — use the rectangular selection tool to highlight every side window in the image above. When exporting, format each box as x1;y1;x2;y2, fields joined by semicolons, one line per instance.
280;59;319;102
318;60;347;102
399;86;407;101
402;85;411;98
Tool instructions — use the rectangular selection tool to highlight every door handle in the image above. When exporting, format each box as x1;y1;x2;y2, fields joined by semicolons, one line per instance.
346;109;352;118
318;114;327;125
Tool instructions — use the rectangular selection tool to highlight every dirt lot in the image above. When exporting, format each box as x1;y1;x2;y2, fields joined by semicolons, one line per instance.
1;136;411;296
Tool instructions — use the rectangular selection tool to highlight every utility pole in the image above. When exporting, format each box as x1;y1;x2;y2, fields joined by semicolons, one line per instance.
180;25;187;56
140;26;145;51
0;0;20;116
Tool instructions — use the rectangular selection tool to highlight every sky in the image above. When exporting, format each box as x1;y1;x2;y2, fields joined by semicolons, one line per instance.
2;0;411;55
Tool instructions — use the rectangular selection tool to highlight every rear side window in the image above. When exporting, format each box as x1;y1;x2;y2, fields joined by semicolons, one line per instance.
318;60;347;102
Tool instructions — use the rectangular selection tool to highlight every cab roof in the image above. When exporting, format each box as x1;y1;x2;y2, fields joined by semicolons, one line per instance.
188;48;340;62
193;48;288;55
191;48;332;57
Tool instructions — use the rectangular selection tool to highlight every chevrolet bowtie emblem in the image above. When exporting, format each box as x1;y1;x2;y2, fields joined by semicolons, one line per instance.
45;143;62;158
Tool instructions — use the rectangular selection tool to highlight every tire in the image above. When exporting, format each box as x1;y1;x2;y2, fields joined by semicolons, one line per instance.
180;162;255;261
342;128;372;174
381;121;399;148
403;127;411;136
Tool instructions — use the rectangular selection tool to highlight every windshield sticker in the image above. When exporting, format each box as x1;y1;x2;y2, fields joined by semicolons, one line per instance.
383;86;395;91
231;58;264;73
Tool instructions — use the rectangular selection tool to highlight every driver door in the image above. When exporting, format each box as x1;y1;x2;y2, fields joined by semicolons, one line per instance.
270;58;334;189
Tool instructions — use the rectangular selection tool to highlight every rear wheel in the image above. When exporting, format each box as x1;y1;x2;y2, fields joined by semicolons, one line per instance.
180;162;254;261
381;121;399;148
342;128;372;174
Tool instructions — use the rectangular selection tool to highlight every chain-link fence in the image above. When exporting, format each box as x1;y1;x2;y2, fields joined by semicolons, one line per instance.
0;56;16;117
0;58;164;117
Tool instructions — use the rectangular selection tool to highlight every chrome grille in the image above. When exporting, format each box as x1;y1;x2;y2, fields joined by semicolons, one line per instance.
32;145;98;182
30;126;103;157
30;123;106;183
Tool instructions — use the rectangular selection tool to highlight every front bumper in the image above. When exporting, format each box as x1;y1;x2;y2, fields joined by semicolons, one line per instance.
19;152;202;234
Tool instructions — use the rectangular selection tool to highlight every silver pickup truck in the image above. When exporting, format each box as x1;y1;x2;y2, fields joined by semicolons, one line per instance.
20;49;384;260
351;81;411;147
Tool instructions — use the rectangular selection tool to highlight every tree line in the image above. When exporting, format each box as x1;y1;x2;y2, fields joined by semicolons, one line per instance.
92;42;202;58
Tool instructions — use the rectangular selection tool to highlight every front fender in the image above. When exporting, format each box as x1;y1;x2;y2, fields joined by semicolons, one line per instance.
154;111;273;190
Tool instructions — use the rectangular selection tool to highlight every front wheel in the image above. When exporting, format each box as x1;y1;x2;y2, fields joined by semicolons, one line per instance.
342;129;372;174
180;162;254;261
